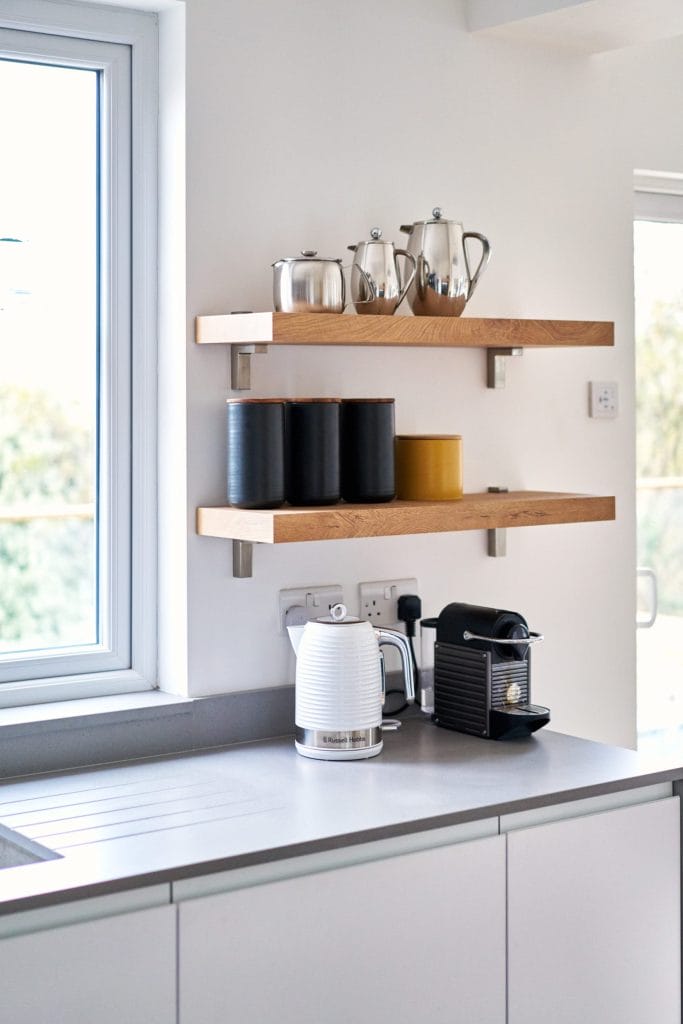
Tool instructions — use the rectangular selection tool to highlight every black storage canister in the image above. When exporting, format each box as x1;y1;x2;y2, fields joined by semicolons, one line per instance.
285;399;340;506
340;398;395;503
226;398;285;509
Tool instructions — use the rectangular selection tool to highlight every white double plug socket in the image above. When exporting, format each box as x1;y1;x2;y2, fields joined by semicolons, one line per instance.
278;585;344;633
278;578;420;632
358;578;419;627
589;381;618;419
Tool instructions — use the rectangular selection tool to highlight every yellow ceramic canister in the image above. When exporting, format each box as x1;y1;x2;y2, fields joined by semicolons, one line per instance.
395;435;463;501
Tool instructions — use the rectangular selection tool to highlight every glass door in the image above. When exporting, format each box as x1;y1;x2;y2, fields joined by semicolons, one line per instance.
635;179;683;753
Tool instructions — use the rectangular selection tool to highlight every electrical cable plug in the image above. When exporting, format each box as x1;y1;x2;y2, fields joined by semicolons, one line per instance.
397;594;422;706
397;594;422;636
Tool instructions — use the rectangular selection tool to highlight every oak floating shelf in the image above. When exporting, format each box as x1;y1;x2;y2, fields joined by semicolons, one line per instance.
197;491;616;546
195;312;614;349
196;312;617;573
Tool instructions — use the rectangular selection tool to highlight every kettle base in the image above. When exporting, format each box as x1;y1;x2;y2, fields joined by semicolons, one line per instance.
295;740;383;761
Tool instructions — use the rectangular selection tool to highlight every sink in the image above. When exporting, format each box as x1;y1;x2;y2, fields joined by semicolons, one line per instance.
0;822;61;869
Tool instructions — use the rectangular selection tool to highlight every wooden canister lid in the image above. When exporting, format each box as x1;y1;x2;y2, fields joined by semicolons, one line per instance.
396;434;462;441
225;397;287;404
341;397;395;403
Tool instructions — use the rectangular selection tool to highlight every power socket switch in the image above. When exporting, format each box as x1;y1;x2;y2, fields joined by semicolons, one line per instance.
589;381;618;419
359;578;418;627
278;585;343;633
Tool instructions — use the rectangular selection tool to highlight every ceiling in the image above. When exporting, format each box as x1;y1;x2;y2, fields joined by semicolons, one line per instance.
466;0;683;53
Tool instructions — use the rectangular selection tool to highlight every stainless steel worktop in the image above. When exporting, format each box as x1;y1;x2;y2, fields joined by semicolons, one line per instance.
0;718;681;914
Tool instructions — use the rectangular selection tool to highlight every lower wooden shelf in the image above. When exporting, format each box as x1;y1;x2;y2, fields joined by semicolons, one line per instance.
196;491;615;545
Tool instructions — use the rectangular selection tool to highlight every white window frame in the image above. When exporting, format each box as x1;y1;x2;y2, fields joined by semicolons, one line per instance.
634;170;683;222
0;1;157;706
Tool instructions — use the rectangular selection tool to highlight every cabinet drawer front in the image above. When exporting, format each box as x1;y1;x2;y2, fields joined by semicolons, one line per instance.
179;835;506;1024
0;882;171;939
173;816;498;902
0;903;177;1024
500;781;672;833
508;796;681;1024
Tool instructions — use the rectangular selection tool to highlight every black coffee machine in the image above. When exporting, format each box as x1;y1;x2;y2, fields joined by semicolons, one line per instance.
432;602;550;740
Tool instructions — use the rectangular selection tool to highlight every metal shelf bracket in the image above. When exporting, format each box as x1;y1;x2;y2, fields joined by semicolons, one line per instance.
487;486;508;557
230;344;268;391
487;347;523;389
232;539;254;578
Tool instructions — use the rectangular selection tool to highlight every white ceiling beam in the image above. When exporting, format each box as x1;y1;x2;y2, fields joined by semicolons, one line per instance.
466;0;590;33
466;0;683;54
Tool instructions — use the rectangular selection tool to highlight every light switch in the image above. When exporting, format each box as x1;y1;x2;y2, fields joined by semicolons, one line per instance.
589;381;618;419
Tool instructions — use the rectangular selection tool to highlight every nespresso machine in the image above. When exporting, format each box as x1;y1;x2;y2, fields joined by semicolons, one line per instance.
432;602;550;740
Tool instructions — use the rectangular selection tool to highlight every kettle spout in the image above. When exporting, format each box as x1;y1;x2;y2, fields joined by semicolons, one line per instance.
399;224;414;235
287;624;305;656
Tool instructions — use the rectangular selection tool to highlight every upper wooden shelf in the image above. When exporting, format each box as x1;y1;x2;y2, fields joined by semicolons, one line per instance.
197;491;615;545
195;312;614;349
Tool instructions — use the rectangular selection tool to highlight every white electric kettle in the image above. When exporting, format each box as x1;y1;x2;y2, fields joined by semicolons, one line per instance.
288;603;415;761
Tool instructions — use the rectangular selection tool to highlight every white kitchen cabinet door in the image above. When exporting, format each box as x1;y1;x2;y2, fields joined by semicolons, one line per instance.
0;903;177;1024
507;796;681;1024
179;835;506;1024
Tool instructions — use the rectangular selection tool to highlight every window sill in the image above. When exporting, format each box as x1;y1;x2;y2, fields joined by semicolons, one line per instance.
0;686;294;781
0;690;191;730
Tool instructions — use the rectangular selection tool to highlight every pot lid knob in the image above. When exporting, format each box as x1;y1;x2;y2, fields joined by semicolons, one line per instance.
370;227;383;240
432;207;443;220
330;603;347;621
301;249;318;258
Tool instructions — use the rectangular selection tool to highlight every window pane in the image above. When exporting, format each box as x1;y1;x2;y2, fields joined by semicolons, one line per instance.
0;58;98;655
635;216;683;745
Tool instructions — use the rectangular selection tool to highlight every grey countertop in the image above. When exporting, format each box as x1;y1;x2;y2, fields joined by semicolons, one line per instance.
0;718;681;914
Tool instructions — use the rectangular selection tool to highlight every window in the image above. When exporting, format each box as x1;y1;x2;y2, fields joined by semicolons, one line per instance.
0;3;157;705
634;172;683;751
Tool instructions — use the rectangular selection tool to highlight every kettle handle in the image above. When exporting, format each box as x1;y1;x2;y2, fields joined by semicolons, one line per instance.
394;248;417;310
376;628;415;704
346;262;378;305
462;232;491;300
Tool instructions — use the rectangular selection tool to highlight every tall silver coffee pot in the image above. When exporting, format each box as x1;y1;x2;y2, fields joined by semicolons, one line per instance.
400;207;491;317
347;228;417;316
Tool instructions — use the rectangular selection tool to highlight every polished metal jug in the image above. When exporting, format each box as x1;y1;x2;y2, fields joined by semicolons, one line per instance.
272;250;346;313
347;228;417;315
400;207;491;316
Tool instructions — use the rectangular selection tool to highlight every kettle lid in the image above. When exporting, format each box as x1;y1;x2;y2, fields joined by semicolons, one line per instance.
400;207;457;231
315;603;361;624
423;206;454;224
272;249;343;267
348;228;391;253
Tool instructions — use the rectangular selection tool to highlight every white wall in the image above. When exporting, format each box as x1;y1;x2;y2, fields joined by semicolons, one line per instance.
175;0;683;748
158;1;188;695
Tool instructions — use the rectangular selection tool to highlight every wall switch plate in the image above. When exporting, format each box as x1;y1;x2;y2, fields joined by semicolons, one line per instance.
358;578;418;626
589;381;619;419
278;585;343;633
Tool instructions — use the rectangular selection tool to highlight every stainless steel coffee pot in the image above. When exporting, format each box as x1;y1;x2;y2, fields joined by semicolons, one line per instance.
272;250;346;313
400;207;491;317
347;228;417;316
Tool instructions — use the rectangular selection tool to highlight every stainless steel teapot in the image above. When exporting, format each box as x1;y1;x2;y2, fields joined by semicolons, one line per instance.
347;228;417;316
272;250;346;313
400;207;491;317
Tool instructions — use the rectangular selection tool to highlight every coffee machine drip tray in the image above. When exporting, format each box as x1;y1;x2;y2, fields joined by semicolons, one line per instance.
488;703;550;740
